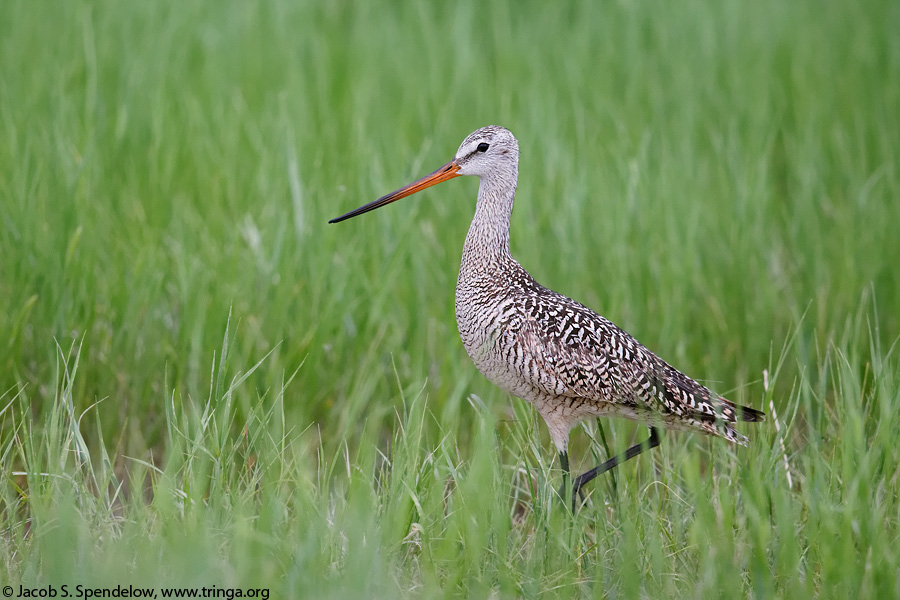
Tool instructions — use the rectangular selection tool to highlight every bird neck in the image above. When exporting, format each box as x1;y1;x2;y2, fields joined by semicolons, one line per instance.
461;173;517;268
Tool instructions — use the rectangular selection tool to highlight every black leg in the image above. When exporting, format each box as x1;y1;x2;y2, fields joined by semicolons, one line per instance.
571;427;661;509
557;450;588;511
557;451;570;505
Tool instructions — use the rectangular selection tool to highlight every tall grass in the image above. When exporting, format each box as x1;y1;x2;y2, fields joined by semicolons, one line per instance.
1;0;898;596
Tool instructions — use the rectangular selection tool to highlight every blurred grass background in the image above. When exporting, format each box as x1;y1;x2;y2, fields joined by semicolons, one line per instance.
1;0;899;597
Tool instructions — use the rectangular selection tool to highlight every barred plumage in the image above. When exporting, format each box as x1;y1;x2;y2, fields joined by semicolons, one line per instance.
330;125;764;504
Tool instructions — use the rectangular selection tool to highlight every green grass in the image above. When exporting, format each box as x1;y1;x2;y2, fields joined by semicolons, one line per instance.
1;0;899;597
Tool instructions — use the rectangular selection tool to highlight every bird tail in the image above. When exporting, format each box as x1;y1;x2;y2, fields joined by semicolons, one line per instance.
733;403;765;422
717;399;765;446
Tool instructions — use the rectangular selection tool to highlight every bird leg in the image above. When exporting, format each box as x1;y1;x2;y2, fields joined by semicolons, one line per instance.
570;427;661;510
556;451;586;510
557;451;570;506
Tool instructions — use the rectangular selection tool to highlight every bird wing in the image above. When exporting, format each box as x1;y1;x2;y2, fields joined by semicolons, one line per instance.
513;309;646;404
512;300;740;424
494;270;763;441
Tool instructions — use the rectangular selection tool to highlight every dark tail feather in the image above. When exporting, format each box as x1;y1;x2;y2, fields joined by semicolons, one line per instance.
736;404;766;422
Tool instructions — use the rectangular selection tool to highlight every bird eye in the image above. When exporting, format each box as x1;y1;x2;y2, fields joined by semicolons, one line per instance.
476;142;489;153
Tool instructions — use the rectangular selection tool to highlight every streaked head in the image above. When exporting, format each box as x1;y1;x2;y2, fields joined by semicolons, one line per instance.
452;125;519;177
328;125;518;224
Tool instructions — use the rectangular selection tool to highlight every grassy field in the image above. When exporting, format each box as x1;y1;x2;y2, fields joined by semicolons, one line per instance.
1;0;899;597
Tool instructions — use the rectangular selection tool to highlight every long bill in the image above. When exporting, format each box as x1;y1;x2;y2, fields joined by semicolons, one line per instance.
329;160;461;223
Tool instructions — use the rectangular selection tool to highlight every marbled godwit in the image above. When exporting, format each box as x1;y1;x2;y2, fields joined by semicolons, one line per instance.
330;126;764;506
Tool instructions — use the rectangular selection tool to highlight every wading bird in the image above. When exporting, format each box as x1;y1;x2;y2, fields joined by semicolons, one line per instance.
330;126;764;507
